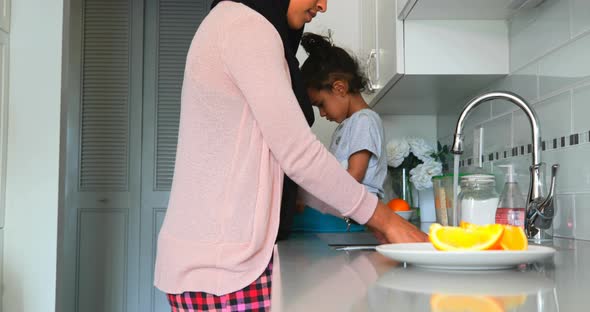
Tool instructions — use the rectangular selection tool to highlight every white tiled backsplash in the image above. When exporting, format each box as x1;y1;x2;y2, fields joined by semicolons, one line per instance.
437;0;590;240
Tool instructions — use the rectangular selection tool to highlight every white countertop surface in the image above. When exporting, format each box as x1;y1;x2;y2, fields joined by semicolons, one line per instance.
270;233;588;312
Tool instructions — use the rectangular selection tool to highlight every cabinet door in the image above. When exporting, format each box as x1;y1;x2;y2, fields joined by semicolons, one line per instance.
140;0;211;311
0;0;9;32
376;0;404;88
360;0;378;101
62;0;143;311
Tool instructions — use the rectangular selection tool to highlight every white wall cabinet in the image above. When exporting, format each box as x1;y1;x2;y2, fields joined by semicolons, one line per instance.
0;0;9;32
307;0;511;115
361;0;404;104
399;0;534;20
377;0;404;90
373;18;509;115
359;0;376;95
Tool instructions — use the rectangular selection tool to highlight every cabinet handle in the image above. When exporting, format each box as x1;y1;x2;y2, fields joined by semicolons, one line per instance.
366;49;379;92
98;198;109;203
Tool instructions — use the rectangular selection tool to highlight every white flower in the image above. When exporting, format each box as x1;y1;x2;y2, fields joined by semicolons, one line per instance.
409;160;442;190
407;137;435;162
386;139;410;167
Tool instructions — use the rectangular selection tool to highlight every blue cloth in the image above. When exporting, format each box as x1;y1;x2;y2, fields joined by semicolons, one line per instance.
292;206;366;233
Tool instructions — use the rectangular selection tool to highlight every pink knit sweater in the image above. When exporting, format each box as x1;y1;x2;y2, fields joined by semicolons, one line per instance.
154;2;378;296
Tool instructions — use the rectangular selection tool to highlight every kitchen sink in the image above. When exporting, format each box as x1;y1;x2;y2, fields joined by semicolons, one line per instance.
317;232;380;251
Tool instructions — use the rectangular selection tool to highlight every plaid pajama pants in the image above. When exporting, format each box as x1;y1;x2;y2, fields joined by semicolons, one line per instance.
167;259;273;312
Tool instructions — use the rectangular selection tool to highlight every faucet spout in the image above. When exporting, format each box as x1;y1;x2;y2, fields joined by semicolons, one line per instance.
451;92;541;166
450;91;554;240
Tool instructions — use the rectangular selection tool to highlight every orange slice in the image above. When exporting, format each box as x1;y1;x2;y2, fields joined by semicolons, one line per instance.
458;221;503;250
460;222;528;251
431;294;504;312
499;225;528;250
429;223;504;251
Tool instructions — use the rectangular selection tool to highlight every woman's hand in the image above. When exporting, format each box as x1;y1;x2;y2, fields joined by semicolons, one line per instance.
366;201;429;244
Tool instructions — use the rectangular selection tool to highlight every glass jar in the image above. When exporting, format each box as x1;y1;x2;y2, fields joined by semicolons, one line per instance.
389;167;418;212
432;173;465;226
458;174;499;225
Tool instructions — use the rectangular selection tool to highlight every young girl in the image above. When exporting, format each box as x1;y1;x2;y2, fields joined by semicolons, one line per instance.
295;33;387;231
155;0;427;311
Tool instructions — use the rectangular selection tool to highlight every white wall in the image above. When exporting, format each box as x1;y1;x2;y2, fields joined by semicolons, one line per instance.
3;0;65;311
381;115;438;143
295;0;361;59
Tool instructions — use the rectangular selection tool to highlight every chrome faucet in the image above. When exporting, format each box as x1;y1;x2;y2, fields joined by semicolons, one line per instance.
450;91;559;241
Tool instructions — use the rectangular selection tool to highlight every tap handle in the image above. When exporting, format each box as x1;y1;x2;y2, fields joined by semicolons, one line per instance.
533;164;559;230
547;164;559;200
551;164;559;179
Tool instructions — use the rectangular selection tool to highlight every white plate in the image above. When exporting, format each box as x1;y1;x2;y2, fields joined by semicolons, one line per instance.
376;243;555;270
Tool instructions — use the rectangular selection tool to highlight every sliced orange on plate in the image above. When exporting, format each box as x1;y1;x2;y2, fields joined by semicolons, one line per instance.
498;225;528;251
459;221;528;251
458;221;502;250
429;223;504;251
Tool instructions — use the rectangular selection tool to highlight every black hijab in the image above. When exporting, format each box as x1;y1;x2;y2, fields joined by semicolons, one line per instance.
210;0;315;240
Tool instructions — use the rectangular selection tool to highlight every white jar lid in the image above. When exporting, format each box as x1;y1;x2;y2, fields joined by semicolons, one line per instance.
460;174;495;182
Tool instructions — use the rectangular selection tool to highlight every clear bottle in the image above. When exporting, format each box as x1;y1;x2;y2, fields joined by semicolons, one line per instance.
458;174;499;225
495;165;526;228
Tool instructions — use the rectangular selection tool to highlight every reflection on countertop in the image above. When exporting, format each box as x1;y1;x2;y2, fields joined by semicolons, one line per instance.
271;233;588;312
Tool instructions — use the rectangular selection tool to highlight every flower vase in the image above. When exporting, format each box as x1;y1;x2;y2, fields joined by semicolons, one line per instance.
389;168;419;219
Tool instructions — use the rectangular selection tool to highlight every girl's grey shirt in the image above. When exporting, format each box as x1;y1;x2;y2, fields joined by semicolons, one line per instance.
329;109;386;198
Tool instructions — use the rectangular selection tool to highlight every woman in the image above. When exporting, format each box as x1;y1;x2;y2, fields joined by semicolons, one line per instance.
154;0;428;311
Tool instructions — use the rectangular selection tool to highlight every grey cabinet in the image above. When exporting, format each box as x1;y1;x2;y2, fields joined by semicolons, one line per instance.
62;1;210;311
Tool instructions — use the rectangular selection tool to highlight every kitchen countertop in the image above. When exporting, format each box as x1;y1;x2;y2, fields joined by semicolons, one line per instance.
270;233;589;311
